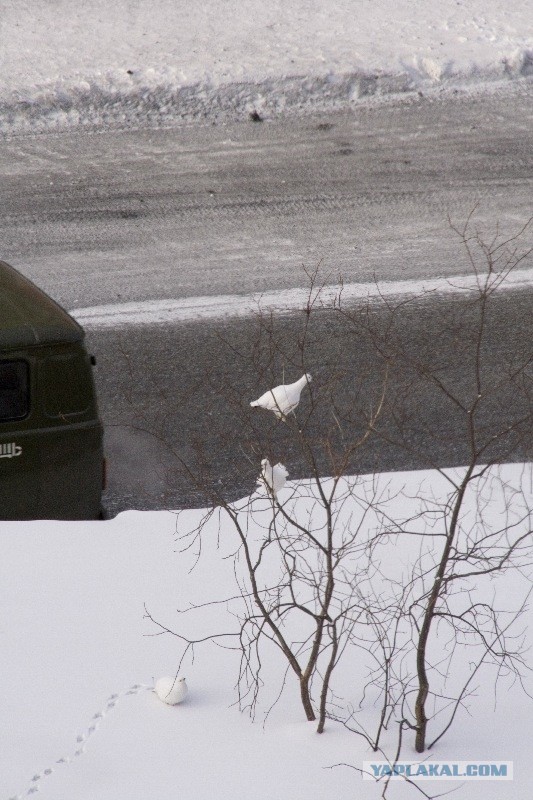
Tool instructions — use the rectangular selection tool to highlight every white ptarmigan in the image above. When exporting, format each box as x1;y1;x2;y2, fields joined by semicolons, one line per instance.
257;458;289;500
250;373;312;420
154;676;188;705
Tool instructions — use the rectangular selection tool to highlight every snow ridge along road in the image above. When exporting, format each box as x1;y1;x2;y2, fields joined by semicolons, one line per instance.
1;0;532;135
72;269;533;328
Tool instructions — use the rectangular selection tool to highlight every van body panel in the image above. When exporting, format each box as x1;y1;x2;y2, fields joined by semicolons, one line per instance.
0;420;103;520
0;261;83;349
0;262;104;520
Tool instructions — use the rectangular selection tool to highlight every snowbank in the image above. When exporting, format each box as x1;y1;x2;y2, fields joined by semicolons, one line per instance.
71;268;533;329
1;464;532;799
1;0;532;134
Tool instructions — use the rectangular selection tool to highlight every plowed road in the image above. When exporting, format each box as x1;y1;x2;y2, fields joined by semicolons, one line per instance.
1;85;531;513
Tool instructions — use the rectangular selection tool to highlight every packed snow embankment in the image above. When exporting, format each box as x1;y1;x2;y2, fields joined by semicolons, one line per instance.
71;269;533;329
2;0;533;134
2;465;532;800
1;53;532;136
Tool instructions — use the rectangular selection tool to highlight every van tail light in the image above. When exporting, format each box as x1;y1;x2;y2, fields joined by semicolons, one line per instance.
102;457;107;490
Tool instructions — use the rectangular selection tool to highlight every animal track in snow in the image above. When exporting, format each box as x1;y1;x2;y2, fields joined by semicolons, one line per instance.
8;683;154;799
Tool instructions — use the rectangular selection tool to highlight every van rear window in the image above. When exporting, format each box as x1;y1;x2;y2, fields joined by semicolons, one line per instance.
0;360;30;421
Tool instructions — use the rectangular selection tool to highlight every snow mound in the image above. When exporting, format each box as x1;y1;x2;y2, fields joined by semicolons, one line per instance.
2;465;533;799
1;61;532;136
1;0;532;134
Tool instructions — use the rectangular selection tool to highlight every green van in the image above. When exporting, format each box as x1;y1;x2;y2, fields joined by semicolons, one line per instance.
0;260;104;520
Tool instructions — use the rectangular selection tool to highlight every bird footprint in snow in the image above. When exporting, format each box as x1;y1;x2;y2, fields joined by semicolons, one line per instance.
9;683;154;800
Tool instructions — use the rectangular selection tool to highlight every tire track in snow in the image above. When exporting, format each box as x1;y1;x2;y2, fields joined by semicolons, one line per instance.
0;190;450;226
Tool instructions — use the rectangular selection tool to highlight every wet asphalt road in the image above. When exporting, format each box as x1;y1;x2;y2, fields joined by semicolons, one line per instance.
86;288;532;516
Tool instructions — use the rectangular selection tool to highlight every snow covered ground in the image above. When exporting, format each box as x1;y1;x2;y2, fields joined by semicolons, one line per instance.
2;464;532;800
1;0;532;133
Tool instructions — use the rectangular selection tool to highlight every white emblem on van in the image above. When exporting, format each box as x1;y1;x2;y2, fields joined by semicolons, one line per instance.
0;442;22;459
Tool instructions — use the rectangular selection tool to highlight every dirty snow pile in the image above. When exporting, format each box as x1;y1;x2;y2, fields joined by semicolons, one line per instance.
1;464;532;800
1;0;532;133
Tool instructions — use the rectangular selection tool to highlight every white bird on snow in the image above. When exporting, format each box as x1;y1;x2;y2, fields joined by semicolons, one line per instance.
257;458;289;500
154;676;188;705
250;373;312;420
